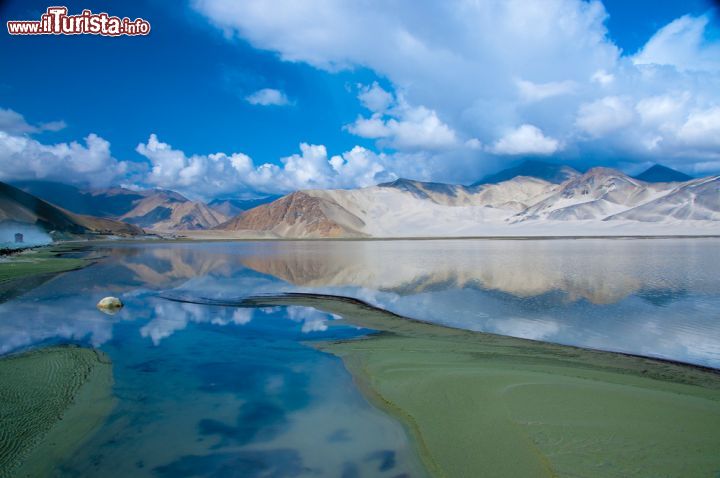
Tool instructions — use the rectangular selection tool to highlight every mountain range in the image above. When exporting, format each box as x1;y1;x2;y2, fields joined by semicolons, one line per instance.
11;182;283;232
12;181;229;231
216;162;719;238
2;162;717;239
472;159;579;185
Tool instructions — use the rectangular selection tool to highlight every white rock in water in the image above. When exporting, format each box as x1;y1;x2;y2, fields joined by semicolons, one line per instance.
97;296;123;314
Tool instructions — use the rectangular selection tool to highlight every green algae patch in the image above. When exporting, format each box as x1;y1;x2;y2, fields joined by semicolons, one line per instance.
0;244;93;303
0;346;114;477
0;244;90;282
246;294;720;478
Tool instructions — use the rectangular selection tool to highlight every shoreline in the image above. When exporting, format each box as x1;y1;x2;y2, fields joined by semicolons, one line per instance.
0;243;98;304
0;245;43;257
231;293;720;477
207;293;720;373
8;232;717;249
93;233;720;245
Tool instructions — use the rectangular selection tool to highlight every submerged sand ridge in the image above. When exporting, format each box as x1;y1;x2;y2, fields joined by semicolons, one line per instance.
0;346;114;477
231;293;720;478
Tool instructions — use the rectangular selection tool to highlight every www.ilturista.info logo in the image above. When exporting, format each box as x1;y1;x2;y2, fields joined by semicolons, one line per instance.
7;6;151;36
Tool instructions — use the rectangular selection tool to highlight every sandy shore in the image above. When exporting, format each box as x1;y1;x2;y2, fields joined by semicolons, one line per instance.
243;294;720;478
0;346;114;477
169;229;720;241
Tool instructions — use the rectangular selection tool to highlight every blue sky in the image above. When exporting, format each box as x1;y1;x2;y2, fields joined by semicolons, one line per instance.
1;0;719;199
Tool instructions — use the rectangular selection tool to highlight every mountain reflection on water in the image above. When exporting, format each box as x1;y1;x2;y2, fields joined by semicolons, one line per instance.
2;239;718;368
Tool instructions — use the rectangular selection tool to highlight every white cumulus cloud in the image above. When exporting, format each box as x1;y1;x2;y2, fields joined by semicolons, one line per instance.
357;82;394;113
346;84;459;150
135;134;395;198
636;93;689;126
490;124;561;155
0;107;66;135
576;96;635;137
516;78;576;102
0;114;127;187
677;107;720;149
245;88;291;106
591;69;614;86
633;14;720;72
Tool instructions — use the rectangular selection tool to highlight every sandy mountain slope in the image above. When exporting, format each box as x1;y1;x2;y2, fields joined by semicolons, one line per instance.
217;166;720;237
606;176;720;222
218;176;559;237
208;196;280;217
118;193;227;231
512;168;676;222
218;191;367;238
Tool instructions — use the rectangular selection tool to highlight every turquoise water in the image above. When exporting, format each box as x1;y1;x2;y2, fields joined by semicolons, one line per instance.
1;239;719;476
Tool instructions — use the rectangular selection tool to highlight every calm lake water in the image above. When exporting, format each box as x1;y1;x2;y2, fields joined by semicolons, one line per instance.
1;238;719;476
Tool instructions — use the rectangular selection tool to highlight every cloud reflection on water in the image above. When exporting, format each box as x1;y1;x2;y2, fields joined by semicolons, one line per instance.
1;239;719;367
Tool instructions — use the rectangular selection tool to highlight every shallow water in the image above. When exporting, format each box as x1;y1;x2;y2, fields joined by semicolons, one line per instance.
1;238;719;476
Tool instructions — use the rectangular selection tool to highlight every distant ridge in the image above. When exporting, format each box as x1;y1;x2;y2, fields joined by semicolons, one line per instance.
0;181;143;237
378;178;464;198
208;196;281;217
634;164;693;183
12;181;226;231
472;160;579;186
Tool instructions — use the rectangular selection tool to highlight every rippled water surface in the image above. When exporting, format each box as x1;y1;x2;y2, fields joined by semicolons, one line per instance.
1;238;719;476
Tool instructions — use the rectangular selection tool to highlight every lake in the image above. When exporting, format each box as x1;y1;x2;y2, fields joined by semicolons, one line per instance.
1;238;719;476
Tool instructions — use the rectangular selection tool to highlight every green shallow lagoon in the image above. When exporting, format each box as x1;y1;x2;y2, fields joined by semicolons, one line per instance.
0;346;114;478
246;294;720;478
